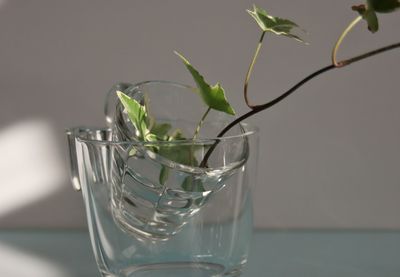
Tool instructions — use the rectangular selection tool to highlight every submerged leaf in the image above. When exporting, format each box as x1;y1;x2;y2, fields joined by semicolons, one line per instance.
158;142;200;167
181;176;205;192
117;91;203;190
116;91;150;139
159;165;169;185
151;122;172;140
174;51;235;115
247;5;306;43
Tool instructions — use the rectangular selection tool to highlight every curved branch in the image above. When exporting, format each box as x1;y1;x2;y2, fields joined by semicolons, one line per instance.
200;42;400;167
338;42;400;67
199;64;334;167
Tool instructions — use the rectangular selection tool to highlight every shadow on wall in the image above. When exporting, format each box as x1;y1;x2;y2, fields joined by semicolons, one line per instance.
0;0;6;9
0;119;95;275
0;119;67;224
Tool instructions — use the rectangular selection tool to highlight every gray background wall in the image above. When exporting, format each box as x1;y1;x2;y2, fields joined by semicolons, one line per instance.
0;0;399;229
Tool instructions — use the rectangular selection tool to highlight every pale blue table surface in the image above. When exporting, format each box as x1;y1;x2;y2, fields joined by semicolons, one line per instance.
1;230;399;277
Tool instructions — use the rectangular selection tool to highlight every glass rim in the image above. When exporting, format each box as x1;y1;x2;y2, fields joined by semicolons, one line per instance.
130;80;196;91
66;123;259;146
105;80;199;126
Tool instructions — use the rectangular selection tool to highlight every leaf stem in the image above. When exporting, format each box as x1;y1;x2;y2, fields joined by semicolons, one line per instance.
244;31;266;109
193;107;211;139
332;16;362;67
200;41;400;167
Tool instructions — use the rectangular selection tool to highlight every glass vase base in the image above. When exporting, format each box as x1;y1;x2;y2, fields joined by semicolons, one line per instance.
103;262;244;277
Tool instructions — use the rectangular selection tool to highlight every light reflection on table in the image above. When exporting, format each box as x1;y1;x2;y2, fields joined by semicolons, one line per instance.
0;230;399;276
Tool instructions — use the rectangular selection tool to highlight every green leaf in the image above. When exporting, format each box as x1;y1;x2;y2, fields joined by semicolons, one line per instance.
116;91;150;140
181;177;192;191
162;129;202;166
353;0;399;33
181;176;205;192
352;4;379;32
116;91;203;191
368;0;400;13
174;51;235;115
247;5;306;43
169;129;185;140
158;142;199;167
364;8;379;32
145;133;158;142
150;122;172;140
159;165;169;185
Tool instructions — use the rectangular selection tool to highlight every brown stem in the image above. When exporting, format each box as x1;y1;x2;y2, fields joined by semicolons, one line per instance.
199;42;400;167
337;42;400;67
200;64;334;167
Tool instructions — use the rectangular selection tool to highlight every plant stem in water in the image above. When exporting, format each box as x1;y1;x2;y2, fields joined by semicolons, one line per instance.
193;107;211;139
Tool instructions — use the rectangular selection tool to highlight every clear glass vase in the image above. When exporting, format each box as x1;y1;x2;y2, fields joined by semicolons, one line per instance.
66;81;259;277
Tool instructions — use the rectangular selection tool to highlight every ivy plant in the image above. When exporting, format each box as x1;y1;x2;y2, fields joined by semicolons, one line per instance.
117;2;400;186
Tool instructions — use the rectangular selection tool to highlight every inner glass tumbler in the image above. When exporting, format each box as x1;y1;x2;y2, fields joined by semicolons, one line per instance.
67;81;259;277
